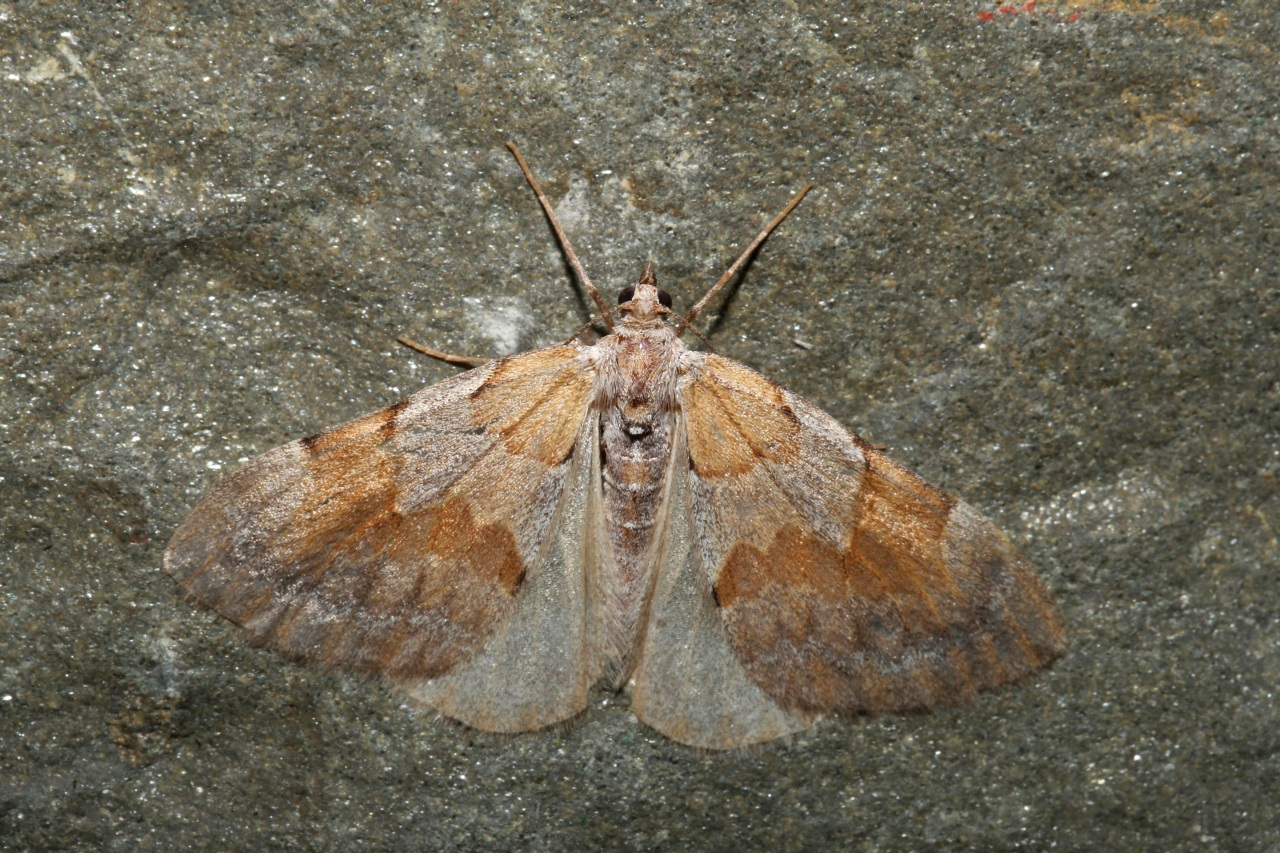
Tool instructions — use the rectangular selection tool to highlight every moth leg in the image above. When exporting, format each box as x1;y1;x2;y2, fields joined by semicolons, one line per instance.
396;336;491;367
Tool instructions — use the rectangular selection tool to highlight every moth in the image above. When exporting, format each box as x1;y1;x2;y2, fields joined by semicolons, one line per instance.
166;143;1066;749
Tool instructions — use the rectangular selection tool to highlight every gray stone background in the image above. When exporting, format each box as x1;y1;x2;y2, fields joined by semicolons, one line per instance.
2;1;1276;850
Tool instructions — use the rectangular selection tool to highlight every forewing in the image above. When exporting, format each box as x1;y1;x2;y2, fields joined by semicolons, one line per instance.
680;354;1066;718
165;344;602;731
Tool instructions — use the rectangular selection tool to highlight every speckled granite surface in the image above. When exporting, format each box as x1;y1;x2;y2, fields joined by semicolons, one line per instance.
2;2;1277;850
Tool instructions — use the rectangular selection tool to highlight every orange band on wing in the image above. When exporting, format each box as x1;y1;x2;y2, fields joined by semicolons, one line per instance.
683;355;801;477
470;345;593;465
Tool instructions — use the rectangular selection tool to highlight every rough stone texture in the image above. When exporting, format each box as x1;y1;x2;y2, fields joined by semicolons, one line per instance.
2;1;1277;850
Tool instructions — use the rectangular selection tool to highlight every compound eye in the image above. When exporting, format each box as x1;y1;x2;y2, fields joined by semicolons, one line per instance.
617;286;635;305
657;289;673;309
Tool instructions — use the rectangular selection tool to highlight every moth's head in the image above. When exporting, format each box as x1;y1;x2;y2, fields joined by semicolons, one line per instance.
617;261;673;323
